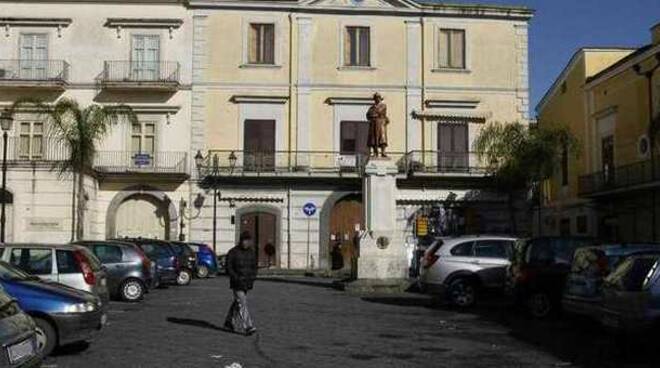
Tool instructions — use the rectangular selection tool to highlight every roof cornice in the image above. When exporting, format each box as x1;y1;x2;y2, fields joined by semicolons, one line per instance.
585;44;660;89
188;0;533;20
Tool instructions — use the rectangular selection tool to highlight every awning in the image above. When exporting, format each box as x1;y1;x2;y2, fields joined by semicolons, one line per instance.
412;109;492;123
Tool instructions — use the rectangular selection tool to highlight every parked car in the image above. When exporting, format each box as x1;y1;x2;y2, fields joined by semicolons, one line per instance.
0;244;109;306
563;243;660;319
0;261;106;357
507;236;596;318
73;241;155;302
0;284;40;367
184;242;218;278
168;242;196;284
419;235;517;307
116;239;179;287
409;236;436;279
600;254;660;332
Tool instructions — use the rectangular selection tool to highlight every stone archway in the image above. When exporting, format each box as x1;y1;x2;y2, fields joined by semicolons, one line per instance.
106;185;178;240
318;191;361;270
235;204;282;268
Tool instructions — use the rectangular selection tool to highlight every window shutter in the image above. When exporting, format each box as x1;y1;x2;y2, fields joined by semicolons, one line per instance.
450;30;465;68
263;24;275;64
438;30;449;68
359;27;370;66
344;27;353;66
248;24;258;64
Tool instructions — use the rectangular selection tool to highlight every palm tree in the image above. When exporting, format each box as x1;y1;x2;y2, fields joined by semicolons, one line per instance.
8;98;137;240
473;121;579;234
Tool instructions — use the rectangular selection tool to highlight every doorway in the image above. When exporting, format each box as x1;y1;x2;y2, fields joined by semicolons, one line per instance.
328;195;363;272
244;119;276;172
114;194;169;239
239;211;278;268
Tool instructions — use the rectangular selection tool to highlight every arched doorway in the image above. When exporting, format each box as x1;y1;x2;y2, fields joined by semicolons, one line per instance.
328;194;363;272
115;194;170;239
238;209;279;268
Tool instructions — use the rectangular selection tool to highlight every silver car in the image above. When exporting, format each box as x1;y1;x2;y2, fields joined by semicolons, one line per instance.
419;236;516;307
0;244;109;305
600;254;660;332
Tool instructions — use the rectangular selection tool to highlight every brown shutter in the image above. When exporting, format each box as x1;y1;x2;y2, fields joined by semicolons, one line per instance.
438;29;449;68
359;27;370;66
264;24;275;64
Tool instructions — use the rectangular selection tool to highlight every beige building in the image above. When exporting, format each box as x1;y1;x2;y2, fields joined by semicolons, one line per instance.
190;0;533;269
0;0;194;242
537;23;660;242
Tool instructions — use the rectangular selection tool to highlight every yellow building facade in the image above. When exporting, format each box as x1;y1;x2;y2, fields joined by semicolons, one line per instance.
537;23;660;242
190;0;533;269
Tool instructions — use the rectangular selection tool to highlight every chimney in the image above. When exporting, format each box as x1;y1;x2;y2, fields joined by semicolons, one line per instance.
653;22;660;45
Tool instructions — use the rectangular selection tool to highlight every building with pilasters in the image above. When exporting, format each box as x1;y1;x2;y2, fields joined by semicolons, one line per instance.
190;0;533;270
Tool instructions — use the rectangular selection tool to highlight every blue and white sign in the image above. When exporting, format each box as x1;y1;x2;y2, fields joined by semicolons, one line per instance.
302;202;317;217
133;153;152;166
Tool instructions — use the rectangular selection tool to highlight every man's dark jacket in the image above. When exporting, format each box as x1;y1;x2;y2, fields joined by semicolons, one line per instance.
226;245;257;291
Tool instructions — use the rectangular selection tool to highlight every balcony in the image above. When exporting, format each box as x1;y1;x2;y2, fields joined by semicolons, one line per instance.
0;59;69;89
0;137;68;164
404;151;488;177
97;61;180;91
578;157;660;197
93;151;188;181
197;150;488;183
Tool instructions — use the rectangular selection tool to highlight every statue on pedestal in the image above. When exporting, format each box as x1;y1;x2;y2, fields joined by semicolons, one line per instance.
366;92;389;158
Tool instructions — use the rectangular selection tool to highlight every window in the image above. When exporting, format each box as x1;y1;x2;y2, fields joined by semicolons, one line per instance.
340;121;369;155
248;23;275;65
56;250;81;274
559;218;571;236
18;121;44;160
93;245;123;264
19;33;48;79
131;35;160;80
438;122;468;171
576;216;588;234
474;240;510;259
344;26;371;67
131;122;156;154
244;119;276;172
561;145;569;186
601;135;615;185
438;29;466;69
450;241;474;257
9;248;52;275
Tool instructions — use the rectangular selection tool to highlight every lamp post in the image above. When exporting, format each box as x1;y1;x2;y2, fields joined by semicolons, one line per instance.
0;111;13;243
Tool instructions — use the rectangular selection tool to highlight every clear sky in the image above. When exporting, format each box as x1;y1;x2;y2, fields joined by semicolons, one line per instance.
443;0;660;115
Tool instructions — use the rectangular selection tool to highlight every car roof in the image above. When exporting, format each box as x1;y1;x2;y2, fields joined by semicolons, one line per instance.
74;240;138;249
440;235;517;243
0;243;82;250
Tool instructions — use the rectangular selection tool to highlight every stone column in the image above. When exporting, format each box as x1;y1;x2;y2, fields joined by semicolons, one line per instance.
357;159;407;280
295;16;313;168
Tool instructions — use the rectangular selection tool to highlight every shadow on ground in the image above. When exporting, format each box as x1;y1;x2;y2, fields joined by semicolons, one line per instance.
362;293;659;368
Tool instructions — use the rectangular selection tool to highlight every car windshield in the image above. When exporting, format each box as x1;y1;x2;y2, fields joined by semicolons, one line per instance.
606;256;660;291
0;261;38;281
78;248;103;272
527;238;595;265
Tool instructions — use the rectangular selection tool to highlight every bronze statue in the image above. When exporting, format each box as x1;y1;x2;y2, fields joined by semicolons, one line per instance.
366;92;389;158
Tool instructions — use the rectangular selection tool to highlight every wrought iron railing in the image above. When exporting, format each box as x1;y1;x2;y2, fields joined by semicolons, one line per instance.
403;151;488;175
578;157;660;196
198;150;486;177
0;137;69;162
99;61;180;84
0;59;69;82
93;151;188;175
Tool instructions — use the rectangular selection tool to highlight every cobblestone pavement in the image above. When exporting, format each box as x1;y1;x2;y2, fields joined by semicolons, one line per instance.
43;277;657;368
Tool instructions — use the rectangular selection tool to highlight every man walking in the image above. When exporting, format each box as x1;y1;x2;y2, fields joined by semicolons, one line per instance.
224;232;258;335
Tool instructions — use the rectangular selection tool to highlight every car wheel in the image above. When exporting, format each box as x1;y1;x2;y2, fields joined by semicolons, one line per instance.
196;265;209;279
121;279;145;302
177;270;192;286
33;318;57;357
528;292;552;318
447;278;477;308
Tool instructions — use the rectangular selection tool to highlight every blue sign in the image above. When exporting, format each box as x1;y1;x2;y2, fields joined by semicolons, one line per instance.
302;202;317;217
134;153;152;166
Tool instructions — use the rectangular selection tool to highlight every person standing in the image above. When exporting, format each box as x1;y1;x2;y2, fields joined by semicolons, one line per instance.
224;232;258;335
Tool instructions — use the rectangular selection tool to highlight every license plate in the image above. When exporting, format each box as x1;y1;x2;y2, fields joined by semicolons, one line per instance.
7;338;35;364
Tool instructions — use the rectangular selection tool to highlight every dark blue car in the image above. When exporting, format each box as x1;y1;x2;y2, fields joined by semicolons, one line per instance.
118;239;179;287
185;243;218;278
0;261;106;357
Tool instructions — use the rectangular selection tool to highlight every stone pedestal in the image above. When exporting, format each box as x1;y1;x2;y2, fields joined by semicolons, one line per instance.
357;158;408;281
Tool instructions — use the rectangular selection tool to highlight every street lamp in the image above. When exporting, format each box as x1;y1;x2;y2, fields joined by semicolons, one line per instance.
0;110;13;243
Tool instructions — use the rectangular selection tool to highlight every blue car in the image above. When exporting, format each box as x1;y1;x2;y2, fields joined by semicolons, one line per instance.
118;239;179;287
0;261;106;357
185;243;218;278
